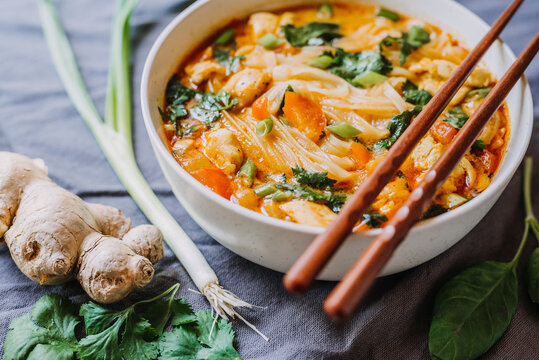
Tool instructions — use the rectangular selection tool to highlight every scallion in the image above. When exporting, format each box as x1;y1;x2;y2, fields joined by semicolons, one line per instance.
254;183;277;197
306;54;334;69
257;33;283;49
327;122;361;138
256;118;273;137
214;28;235;45
38;0;267;340
352;71;388;87
268;190;292;202
238;158;256;186
317;3;333;19
376;8;400;21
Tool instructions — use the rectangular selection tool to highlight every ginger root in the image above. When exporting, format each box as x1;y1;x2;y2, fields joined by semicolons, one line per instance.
0;152;164;303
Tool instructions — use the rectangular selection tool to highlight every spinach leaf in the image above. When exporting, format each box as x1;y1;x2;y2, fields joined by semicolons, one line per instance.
380;26;430;65
373;105;422;152
276;183;348;213
310;48;392;86
292;165;337;189
443;107;469;130
361;212;388;228
402;80;432;106
429;261;518;360
191;89;237;125
528;247;539;303
282;22;342;47
422;203;447;220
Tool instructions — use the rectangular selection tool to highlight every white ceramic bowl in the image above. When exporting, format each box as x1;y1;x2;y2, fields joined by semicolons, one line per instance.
141;0;533;280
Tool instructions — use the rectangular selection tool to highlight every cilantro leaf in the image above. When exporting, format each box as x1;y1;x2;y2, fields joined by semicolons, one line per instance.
213;48;244;75
443;106;469;129
380;26;430;65
282;22;342;47
361;212;388;228
159;326;201;359
3;294;79;360
276;183;348;213
472;139;486;153
77;318;123;360
195;311;242;360
402;80;432;106
374;106;422;152
191;90;237;125
292;165;337;189
144;298;196;334
121;314;158;360
310;48;392;86
162;76;198;134
422;203;447;220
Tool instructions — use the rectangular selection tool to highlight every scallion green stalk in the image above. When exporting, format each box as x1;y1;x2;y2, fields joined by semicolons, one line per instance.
257;33;283;49
38;0;267;341
326;122;362;138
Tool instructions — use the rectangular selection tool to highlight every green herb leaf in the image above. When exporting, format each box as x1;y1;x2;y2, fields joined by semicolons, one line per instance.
282;22;342;47
443;106;469;130
313;48;392;86
213;48;245;75
214;29;235;46
191;90;237;125
164;75;197;129
159;326;201;359
195;311;242;360
376;8;400;22
77;317;124;360
3;294;79;360
121;314;159;360
429;261;518;360
380;26;430;65
422;204;447;220
402;80;432;106
276;183;348;213
361;212;388;228
527;247;539;303
472;139;486;152
374;106;422;152
466;87;492;100
317;3;333;19
292;165;337;189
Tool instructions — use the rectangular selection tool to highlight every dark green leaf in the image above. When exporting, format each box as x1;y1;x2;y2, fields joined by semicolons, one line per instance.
472;139;486;152
121;314;158;360
292;165;337;189
171;299;197;326
282;22;342;47
466;87;492;100
79;302;123;335
376;8;400;22
214;29;235;46
429;261;518;360
527;247;539;303
380;26;430;65
402;80;432;106
314;48;392;86
3;294;79;360
276;183;348;213
374;106;422;152
191;90;237;125
77;317;124;360
443;107;469;130
422;204;447;220
213;48;244;75
159;326;201;359
195;311;242;360
166;75;197;106
361;212;388;228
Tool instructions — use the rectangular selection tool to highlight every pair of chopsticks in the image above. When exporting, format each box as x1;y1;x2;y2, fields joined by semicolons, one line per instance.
284;0;539;320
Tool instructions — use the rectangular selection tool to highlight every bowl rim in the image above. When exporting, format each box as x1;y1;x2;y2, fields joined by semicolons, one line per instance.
141;0;534;237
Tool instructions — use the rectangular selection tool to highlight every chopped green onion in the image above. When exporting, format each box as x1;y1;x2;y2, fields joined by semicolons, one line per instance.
238;158;256;186
445;193;468;208
317;3;333;19
376;8;400;21
214;29;235;45
466;87;492;100
257;33;283;49
352;71;388;87
254;183;277;197
256;118;273;137
327;122;362;138
306;54;334;68
268;190;292;202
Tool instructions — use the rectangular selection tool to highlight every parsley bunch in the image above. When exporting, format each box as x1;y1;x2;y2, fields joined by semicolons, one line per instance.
4;284;242;360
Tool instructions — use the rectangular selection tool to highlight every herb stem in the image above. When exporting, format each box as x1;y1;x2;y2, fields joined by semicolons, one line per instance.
133;283;180;307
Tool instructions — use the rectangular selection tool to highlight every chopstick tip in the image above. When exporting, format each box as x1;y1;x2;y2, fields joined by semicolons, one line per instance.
323;298;350;323
283;274;310;295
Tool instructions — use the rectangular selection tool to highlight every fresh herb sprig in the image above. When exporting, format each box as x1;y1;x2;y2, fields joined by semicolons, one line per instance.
282;22;342;47
428;157;539;360
3;284;242;360
373;105;422;152
402;80;432;106
379;26;430;65
292;165;337;189
276;183;348;213
442;106;469;130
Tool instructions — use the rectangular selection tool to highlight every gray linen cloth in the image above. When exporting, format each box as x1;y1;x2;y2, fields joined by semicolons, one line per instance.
0;0;538;358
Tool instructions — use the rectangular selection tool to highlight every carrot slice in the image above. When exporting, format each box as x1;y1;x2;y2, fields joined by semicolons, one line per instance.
430;119;458;145
252;96;269;120
191;168;232;199
282;92;326;142
350;142;371;169
478;149;498;173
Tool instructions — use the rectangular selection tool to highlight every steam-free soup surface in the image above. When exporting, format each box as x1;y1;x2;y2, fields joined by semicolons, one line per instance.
161;2;508;229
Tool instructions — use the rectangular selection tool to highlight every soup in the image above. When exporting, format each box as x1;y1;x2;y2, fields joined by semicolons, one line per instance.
160;2;509;229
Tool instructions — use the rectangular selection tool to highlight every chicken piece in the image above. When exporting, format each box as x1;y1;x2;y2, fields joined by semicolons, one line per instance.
466;67;492;88
409;134;443;172
279;12;295;26
202;129;244;175
185;61;225;85
224;68;271;107
248;12;279;40
431;60;457;79
279;200;337;227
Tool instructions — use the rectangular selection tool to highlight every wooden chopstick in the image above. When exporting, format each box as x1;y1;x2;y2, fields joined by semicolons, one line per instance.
324;31;539;321
283;0;524;295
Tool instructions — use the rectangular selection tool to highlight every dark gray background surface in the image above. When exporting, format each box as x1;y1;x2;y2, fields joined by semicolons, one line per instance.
0;0;538;358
